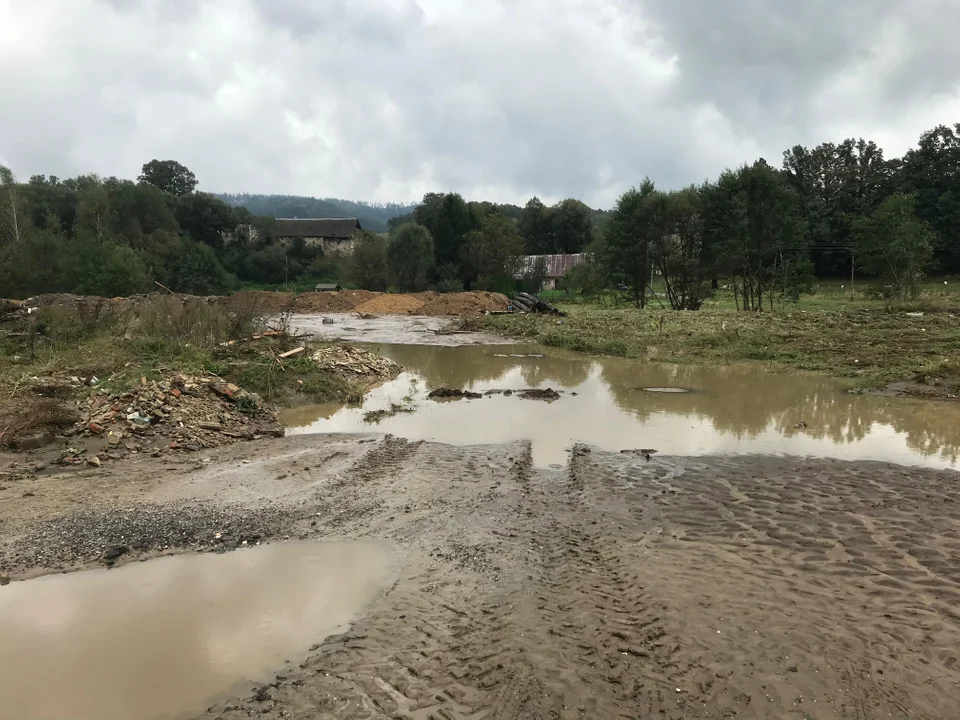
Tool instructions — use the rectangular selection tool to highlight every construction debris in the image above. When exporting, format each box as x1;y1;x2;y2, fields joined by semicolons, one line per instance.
311;346;401;380
510;292;565;316
69;374;282;459
278;346;306;359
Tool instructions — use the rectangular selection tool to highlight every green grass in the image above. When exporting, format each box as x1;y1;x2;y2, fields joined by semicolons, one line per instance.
543;276;960;312
468;303;960;392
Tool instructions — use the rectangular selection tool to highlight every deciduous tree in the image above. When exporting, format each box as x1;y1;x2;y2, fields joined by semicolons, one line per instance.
855;194;936;300
387;224;435;291
461;213;524;290
138;159;198;196
346;232;388;291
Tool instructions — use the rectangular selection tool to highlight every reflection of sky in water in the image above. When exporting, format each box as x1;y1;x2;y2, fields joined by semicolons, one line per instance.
0;542;395;720
282;344;960;469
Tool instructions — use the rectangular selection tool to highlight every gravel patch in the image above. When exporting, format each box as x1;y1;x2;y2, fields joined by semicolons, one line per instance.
2;501;292;573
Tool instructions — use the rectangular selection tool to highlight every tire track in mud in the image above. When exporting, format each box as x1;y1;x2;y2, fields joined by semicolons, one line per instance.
378;444;698;719
205;442;960;719
203;441;702;719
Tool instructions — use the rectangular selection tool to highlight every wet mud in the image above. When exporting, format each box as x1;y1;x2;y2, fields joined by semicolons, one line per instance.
2;434;960;718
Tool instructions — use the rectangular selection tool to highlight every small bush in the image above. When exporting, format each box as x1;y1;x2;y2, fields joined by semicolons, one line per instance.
0;398;79;447
433;278;465;293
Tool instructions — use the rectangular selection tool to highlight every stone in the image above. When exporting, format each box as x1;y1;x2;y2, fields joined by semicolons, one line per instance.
88;422;105;434
87;455;102;468
102;545;130;562
14;431;54;451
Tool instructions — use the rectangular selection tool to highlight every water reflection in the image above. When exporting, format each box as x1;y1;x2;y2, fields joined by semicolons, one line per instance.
281;344;960;468
0;541;395;720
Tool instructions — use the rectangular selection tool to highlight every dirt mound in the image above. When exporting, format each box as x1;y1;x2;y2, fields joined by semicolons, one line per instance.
240;289;507;316
222;291;292;314
293;290;379;313
6;289;510;322
415;291;509;316
354;294;425;315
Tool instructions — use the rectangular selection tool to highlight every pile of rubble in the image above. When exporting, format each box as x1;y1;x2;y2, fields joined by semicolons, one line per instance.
69;374;283;463
311;346;401;380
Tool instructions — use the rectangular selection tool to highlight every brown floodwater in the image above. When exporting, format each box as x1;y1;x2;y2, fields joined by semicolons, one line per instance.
0;541;396;720
282;343;960;469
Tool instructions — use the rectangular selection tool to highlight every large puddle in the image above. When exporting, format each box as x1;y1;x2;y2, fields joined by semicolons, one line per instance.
0;541;396;720
283;344;960;468
291;313;510;346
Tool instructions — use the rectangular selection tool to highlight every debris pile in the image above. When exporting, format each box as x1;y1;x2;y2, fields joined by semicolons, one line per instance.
70;374;282;461
311;346;401;380
510;292;565;316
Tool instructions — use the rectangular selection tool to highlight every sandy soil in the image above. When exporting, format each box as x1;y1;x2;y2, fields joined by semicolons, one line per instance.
3;438;960;719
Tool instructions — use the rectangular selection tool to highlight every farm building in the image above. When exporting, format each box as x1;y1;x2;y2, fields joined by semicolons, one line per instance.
272;218;362;254
516;254;590;290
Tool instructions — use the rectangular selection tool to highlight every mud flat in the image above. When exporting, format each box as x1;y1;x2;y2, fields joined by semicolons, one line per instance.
3;434;960;719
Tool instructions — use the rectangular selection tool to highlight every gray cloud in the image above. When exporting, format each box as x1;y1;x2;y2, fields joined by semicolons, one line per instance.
0;0;956;207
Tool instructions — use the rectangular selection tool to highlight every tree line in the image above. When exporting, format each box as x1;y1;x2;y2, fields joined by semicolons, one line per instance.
1;121;957;303
0;160;338;298
359;123;958;307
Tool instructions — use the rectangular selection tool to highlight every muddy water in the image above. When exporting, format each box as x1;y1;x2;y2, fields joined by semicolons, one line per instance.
292;313;510;346
0;541;396;720
282;344;960;468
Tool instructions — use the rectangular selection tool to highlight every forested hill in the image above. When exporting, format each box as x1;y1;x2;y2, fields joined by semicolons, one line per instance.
216;194;416;233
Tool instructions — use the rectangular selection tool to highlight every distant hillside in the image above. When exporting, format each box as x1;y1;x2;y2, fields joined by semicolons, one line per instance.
216;194;417;233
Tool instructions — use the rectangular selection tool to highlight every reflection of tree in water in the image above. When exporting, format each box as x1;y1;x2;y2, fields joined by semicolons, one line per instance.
374;344;960;461
519;357;591;388
598;360;960;460
879;402;960;462
376;344;592;390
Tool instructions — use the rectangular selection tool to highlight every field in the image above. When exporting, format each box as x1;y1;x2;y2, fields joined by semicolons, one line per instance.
473;279;960;394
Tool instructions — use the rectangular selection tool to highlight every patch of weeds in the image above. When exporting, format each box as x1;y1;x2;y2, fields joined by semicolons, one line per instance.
203;360;231;377
235;395;259;416
363;402;415;425
231;355;361;406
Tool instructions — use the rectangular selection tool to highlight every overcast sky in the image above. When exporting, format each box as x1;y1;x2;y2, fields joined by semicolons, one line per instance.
1;0;958;208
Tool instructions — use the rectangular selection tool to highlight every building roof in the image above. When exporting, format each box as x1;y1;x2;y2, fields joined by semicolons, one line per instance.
314;283;341;291
273;218;361;239
517;253;589;278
